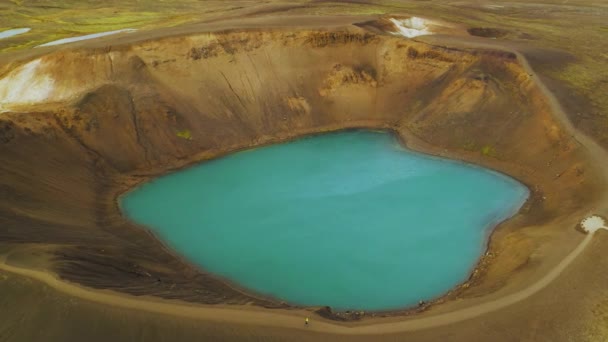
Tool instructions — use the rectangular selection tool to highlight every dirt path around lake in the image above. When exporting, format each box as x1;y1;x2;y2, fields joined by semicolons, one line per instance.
0;229;596;334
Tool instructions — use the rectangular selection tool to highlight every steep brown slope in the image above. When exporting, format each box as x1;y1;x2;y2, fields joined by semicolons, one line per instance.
0;27;600;315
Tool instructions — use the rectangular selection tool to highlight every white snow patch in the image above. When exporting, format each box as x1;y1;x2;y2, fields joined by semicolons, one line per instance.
581;215;607;234
0;59;55;110
36;29;136;47
389;17;432;38
0;28;31;40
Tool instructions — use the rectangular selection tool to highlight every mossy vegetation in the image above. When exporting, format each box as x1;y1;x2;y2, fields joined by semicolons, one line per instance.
0;0;223;52
176;129;192;140
481;145;496;157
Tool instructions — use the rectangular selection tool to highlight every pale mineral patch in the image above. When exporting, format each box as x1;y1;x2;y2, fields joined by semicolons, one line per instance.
0;59;55;110
389;17;433;38
581;215;607;234
36;29;136;47
0;28;31;40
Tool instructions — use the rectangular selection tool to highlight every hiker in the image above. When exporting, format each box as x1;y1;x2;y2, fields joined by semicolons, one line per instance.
305;317;309;326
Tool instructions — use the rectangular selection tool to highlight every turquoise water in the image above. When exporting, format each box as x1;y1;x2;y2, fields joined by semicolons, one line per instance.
121;131;528;311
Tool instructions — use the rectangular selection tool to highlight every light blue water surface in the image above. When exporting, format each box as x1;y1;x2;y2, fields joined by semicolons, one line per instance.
121;131;528;311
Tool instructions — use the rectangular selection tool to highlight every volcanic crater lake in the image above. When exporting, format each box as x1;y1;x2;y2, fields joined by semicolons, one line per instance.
121;131;528;311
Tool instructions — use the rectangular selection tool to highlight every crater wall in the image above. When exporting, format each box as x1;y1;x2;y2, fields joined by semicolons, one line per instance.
0;27;598;310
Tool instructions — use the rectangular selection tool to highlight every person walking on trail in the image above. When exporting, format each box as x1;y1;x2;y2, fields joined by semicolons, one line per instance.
305;317;309;326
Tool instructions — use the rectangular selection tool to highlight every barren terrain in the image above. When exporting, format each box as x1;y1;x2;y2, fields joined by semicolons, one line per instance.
1;1;607;341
